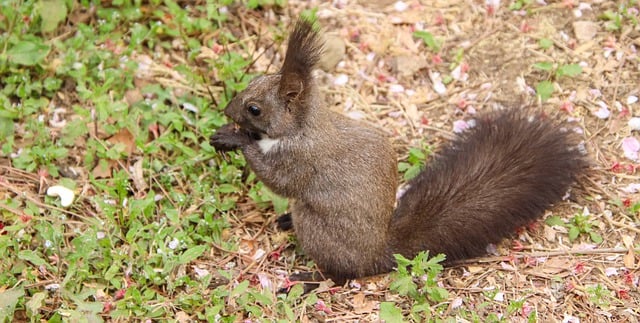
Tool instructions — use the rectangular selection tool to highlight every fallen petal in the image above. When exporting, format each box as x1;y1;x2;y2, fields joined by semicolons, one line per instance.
628;117;640;130
453;119;470;133
46;185;75;207
334;74;349;86
622;137;640;161
594;106;610;119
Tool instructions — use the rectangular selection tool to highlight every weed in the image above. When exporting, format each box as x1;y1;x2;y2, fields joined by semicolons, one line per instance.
546;212;603;243
398;144;432;181
413;31;442;53
538;38;554;50
387;252;449;319
531;61;583;101
600;1;639;31
508;0;534;11
586;284;612;309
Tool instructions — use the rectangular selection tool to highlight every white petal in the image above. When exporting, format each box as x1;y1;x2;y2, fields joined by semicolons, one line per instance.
46;185;75;207
628;117;640;130
394;1;408;11
333;74;349;86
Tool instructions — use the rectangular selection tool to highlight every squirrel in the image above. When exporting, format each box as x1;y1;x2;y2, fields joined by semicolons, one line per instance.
210;19;587;285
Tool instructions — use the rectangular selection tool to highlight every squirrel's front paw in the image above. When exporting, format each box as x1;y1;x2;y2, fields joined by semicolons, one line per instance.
210;123;250;151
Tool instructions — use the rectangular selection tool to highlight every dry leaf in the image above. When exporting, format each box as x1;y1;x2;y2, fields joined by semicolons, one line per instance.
175;311;190;323
124;89;144;106
467;265;484;273
92;160;116;179
540;257;572;275
132;158;148;191
242;210;266;223
621;235;634;248
391;54;428;77
353;293;376;314
107;128;136;156
544;225;556;242
622;235;636;268
623;250;635;268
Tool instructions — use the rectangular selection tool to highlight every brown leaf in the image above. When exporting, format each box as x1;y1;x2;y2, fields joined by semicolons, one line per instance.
391;54;428;77
242;210;266;224
624;250;635;268
353;293;376;314
543;225;557;242
622;235;634;248
131;158;148;192
91;160;116;179
124;89;144;106
540;257;573;275
175;311;190;323
467;265;484;273
107;128;136;156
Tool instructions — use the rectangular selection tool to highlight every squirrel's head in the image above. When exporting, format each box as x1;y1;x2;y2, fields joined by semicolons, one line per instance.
224;19;324;138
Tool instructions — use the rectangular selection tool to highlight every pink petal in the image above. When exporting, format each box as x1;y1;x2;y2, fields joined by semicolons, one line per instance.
452;120;469;133
622;137;640;161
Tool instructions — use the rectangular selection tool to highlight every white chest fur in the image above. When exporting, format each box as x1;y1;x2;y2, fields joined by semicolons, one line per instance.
257;136;280;154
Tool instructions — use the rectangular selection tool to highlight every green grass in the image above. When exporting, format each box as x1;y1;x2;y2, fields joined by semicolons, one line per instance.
0;0;306;321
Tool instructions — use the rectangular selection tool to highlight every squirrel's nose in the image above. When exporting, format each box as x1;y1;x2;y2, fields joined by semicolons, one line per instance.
223;99;240;122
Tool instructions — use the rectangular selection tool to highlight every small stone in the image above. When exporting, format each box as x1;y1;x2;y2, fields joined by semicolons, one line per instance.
318;34;346;72
391;54;428;77
572;21;599;42
125;89;144;106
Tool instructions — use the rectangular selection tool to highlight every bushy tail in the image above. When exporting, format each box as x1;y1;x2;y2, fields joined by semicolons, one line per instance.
390;109;587;262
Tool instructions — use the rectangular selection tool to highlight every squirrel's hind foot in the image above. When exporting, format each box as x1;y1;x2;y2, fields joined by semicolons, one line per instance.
276;212;293;231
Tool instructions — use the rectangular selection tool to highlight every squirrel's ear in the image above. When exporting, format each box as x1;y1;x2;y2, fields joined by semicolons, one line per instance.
278;19;323;102
279;73;304;102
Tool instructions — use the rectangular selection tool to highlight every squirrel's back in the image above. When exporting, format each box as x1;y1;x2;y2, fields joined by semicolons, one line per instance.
390;109;587;262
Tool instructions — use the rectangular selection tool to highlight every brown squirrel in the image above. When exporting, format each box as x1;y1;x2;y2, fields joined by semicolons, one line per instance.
210;20;587;284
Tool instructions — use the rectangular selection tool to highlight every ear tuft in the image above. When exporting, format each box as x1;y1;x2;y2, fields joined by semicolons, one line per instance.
279;19;324;101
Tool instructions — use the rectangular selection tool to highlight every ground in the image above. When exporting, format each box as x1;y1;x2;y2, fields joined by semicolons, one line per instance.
0;0;639;322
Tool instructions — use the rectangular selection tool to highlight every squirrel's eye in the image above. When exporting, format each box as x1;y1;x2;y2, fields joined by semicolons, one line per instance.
247;105;261;116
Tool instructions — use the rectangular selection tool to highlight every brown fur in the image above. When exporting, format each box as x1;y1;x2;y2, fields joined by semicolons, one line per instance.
210;19;587;283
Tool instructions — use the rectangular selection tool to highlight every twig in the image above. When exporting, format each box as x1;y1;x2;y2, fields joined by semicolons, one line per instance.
449;247;639;266
0;180;85;220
